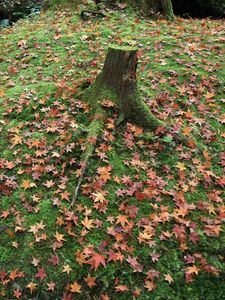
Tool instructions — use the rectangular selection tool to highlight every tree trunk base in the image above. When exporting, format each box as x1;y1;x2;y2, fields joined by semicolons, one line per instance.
71;44;188;205
161;0;175;20
83;45;165;131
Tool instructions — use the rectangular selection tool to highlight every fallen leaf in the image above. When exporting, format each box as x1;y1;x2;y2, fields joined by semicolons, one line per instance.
26;282;37;294
88;252;106;271
62;264;72;275
70;281;81;293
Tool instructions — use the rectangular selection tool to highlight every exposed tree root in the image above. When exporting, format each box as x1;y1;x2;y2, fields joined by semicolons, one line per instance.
69;107;105;208
80;10;106;21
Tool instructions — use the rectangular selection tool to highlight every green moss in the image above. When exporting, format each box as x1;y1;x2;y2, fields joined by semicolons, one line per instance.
82;82;118;111
109;44;138;51
0;246;12;262
107;149;130;175
1;150;13;160
127;92;165;129
5;120;21;130
0;5;224;300
32;132;45;139
0;197;10;210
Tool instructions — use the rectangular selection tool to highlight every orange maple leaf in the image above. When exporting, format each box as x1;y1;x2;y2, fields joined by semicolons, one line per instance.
116;215;129;227
101;99;115;107
47;281;56;291
9;269;18;281
183;127;192;136
43;180;55;188
186;265;200;275
174;207;188;218
115;285;129;292
205;91;215;100
139;231;153;241
0;210;10;219
177;85;187;96
0;88;5;97
97;166;112;182
21;179;31;190
28;224;39;235
204;224;223;236
31;256;40;267
84;274;96;288
75;250;88;266
70;281;81;293
144;280;156;291
60;191;70;201
5;161;15;169
92;192;106;203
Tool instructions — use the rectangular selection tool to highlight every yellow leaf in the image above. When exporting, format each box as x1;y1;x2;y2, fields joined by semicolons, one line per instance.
62;264;72;274
92;192;106;203
139;231;153;240
11;135;23;146
0;88;5;97
205;91;215;100
54;231;66;242
26;282;37;294
81;216;94;230
164;274;173;283
175;162;186;171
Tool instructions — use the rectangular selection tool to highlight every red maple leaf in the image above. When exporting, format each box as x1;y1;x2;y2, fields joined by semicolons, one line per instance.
88;252;106;271
135;191;146;201
35;267;47;280
126;256;143;272
217;176;225;186
0;271;7;281
49;254;59;266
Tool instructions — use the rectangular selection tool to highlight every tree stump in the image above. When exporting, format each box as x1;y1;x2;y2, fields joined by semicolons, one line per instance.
84;45;165;131
71;45;187;206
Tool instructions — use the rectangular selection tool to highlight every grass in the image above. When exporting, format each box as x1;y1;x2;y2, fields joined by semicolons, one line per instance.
0;4;225;299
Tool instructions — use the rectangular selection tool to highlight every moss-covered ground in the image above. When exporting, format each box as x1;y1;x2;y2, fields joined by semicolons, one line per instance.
0;4;224;299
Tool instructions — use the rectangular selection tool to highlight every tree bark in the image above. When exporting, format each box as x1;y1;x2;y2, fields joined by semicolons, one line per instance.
83;45;165;130
127;0;161;15
127;0;175;19
160;0;175;20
